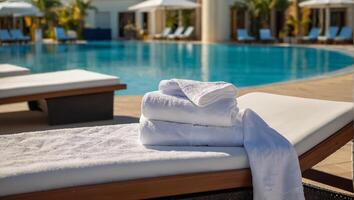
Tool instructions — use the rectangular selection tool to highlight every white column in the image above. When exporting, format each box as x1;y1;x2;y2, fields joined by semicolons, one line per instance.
325;7;331;33
110;11;118;39
162;10;166;28
319;8;324;32
135;12;142;30
202;0;231;42
195;0;202;40
178;10;183;26
347;6;354;29
149;11;156;34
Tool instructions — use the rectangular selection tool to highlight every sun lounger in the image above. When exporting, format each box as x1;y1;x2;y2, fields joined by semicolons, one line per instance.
0;64;30;77
0;29;14;43
0;92;352;199
259;29;276;42
301;27;321;42
178;26;194;40
237;29;255;42
55;27;77;42
0;69;126;125
318;26;338;42
167;27;185;39
334;26;353;43
154;27;172;39
9;29;31;42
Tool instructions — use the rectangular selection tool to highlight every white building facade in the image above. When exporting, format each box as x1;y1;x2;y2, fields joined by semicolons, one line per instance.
84;0;354;42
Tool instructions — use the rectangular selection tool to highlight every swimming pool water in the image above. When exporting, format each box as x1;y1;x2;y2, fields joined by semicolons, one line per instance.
1;41;353;95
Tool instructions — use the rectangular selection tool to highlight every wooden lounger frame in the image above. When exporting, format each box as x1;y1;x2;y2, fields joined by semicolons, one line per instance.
0;84;127;125
2;122;353;200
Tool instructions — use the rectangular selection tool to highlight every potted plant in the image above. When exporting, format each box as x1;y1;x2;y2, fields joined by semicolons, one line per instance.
124;23;137;40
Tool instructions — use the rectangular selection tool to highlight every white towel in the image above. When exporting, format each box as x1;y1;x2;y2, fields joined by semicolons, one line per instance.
142;91;239;127
242;109;304;200
159;79;238;107
139;116;244;146
140;109;304;200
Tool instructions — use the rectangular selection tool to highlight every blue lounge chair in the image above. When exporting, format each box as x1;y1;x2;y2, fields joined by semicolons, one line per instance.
0;29;14;43
178;26;194;39
154;27;172;39
301;27;320;42
55;27;77;42
9;29;31;42
237;29;255;42
334;26;353;42
259;29;276;42
167;27;185;39
318;26;338;42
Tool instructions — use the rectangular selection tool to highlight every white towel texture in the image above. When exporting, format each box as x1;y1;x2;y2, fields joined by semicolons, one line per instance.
140;116;244;146
159;79;238;107
140;79;304;200
242;109;304;200
142;91;239;126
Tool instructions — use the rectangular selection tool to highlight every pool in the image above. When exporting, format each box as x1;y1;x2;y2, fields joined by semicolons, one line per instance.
1;41;353;95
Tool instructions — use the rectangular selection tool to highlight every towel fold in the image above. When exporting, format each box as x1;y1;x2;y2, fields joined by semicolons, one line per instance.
159;79;238;107
142;91;239;127
139;116;244;146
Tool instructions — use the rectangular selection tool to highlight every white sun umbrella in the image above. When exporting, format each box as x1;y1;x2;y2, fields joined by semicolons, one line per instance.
128;0;200;11
128;0;199;35
0;0;42;17
299;0;354;8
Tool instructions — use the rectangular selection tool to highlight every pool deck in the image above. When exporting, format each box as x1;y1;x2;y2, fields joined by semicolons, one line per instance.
0;44;353;195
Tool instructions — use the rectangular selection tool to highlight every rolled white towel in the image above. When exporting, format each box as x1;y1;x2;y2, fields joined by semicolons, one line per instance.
139;116;244;146
142;91;239;127
159;79;238;107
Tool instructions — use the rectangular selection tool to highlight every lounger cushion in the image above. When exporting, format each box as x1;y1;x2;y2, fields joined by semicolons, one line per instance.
0;69;120;99
0;93;352;196
0;64;30;78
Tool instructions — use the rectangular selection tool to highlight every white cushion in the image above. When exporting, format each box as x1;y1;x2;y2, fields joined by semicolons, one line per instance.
0;64;30;78
0;92;352;196
238;92;353;155
0;70;120;99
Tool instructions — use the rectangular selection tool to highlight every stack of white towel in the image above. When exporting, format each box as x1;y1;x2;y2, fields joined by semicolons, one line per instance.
139;79;305;200
140;79;242;146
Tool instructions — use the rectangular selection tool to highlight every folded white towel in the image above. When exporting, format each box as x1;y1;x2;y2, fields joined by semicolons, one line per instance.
140;109;304;199
142;91;239;127
139;116;244;146
159;79;238;107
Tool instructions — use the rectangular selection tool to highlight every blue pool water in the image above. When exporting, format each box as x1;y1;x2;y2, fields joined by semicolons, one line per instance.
1;41;353;95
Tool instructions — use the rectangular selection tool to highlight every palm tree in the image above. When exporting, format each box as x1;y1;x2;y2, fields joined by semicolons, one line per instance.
31;0;62;37
70;0;96;37
233;0;290;35
286;0;310;38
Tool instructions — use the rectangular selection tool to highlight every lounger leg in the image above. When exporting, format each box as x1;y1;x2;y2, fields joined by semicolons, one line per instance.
28;100;47;111
45;92;114;125
28;101;41;111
